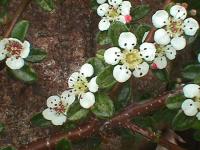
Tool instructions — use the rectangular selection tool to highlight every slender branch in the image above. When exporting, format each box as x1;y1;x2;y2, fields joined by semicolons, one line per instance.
3;0;32;38
19;88;182;150
124;122;185;150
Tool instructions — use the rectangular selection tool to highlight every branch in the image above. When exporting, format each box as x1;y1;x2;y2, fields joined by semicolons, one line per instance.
3;0;32;38
124;122;185;150
19;88;182;150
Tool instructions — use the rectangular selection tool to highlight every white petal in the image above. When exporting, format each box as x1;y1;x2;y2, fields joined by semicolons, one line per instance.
51;115;67;126
133;62;149;77
183;84;200;98
139;43;156;61
116;15;126;24
198;53;200;63
6;57;24;70
118;32;137;50
0;49;7;61
154;29;170;45
171;37;186;50
108;0;122;7
61;90;76;105
118;1;131;16
170;5;187;20
153;56;167;69
104;47;122;65
142;31;149;43
98;18;111;31
97;0;107;4
88;76;99;93
97;3;109;16
68;72;79;88
20;41;30;58
80;92;95;109
181;99;198;116
183;18;199;36
152;10;169;28
196;112;200;120
165;45;176;60
113;65;131;82
47;95;61;108
8;38;23;45
0;38;8;50
42;108;56;120
80;63;94;77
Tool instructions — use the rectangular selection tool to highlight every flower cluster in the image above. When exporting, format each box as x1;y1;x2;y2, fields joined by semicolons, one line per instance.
151;5;199;69
97;0;132;31
42;3;200;126
181;84;200;119
43;63;99;125
0;38;30;70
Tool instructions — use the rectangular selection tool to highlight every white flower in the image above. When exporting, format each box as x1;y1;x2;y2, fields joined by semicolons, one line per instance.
0;38;30;70
152;5;199;51
97;0;107;4
42;91;75;125
152;44;176;69
104;32;156;82
67;63;99;109
181;84;200;117
198;53;200;63
97;0;132;31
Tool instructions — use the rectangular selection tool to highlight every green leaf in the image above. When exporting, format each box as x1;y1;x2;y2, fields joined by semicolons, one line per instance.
90;0;98;11
182;64;200;80
115;81;132;111
0;0;9;6
97;31;112;46
31;113;52;127
0;146;16;150
172;110;196;131
131;5;150;21
0;122;5;134
55;139;71;150
92;92;114;118
96;65;117;89
194;75;200;84
166;94;185;110
35;0;54;12
135;24;151;44
68;109;89;121
11;20;29;41
7;64;38;83
87;57;105;75
25;48;47;63
108;21;129;46
192;120;200;130
152;69;169;82
193;131;200;141
96;49;105;60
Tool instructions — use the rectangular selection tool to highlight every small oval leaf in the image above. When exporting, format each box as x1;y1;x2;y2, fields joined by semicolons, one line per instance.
31;113;52;127
11;20;29;41
25;48;47;63
7;64;38;83
91;92;114;118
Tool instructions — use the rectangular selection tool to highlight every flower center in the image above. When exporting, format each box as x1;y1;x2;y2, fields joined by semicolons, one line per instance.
73;75;88;95
5;40;23;56
121;49;142;69
155;44;165;56
54;102;68;114
166;17;183;37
